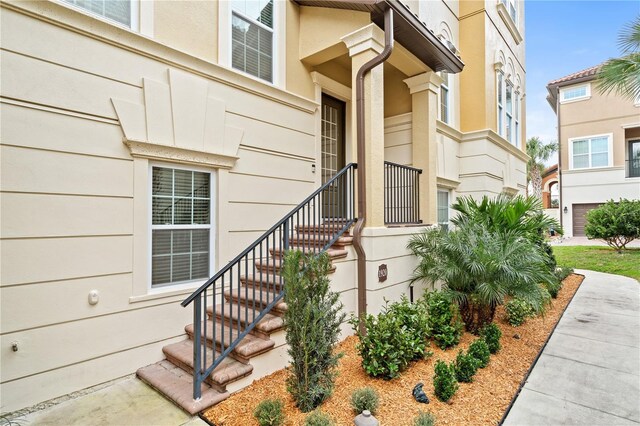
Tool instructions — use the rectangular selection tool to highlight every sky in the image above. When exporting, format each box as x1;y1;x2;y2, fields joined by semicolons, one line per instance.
524;0;640;165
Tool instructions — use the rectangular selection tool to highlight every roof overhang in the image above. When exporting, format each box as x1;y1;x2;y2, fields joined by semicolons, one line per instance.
546;74;597;112
293;0;464;73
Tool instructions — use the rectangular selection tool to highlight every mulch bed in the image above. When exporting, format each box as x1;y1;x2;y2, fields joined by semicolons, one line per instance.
203;274;584;426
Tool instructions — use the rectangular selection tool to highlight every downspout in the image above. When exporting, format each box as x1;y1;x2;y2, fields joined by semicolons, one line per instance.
556;86;563;231
353;7;394;334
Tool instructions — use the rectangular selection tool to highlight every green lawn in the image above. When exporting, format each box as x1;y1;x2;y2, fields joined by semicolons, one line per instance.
552;246;640;282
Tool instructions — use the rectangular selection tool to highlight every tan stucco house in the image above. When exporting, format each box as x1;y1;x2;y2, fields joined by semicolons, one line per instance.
547;65;640;237
1;0;528;414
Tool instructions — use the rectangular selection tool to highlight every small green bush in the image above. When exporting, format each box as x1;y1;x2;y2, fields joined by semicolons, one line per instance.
423;291;463;350
351;387;379;415
585;199;640;252
545;279;562;299
454;350;479;383
555;266;574;282
479;323;502;354
304;410;335;426
505;298;534;326
254;399;284;426
433;360;458;402
385;295;432;360
467;339;490;368
413;411;436;426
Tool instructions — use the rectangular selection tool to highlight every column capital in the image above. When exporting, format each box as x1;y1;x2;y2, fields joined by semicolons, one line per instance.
341;23;385;57
403;71;444;95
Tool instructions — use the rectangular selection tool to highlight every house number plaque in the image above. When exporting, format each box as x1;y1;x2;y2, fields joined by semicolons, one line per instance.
378;264;388;282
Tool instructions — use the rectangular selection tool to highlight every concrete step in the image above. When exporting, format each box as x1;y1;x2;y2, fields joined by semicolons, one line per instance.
162;340;253;392
137;360;228;415
240;273;285;293
289;234;353;249
185;320;275;364
224;287;287;316
255;257;337;274
269;246;348;260
295;222;352;235
206;302;284;339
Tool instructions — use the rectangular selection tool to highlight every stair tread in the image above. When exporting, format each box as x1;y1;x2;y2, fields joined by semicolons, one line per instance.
137;360;228;415
270;247;348;259
185;320;275;359
255;258;337;273
207;303;284;334
225;287;287;313
163;340;253;386
289;235;353;246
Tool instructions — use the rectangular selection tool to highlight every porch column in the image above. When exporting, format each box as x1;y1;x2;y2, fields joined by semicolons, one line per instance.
403;72;443;225
342;24;386;227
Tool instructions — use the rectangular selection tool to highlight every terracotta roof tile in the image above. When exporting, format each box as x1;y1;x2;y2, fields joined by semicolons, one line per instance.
548;64;601;86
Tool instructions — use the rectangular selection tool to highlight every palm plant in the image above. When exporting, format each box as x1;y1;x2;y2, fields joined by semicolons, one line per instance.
596;16;640;101
525;137;557;199
408;223;554;333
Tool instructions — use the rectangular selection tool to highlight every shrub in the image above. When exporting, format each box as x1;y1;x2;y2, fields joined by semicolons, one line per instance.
467;339;490;368
480;323;502;354
384;295;432;360
555;266;574;282
454;350;479;383
433;360;458;402
545;279;562;299
304;410;335;426
409;218;556;333
254;399;284;426
585;199;640;252
283;251;345;412
423;291;463;349
413;412;436;426
505;298;534;326
351;387;380;415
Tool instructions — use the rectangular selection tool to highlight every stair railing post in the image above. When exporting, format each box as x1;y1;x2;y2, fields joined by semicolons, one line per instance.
283;220;290;252
193;296;202;400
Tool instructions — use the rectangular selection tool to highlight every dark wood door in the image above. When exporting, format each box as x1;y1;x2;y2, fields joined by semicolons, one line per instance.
572;203;602;236
321;94;346;218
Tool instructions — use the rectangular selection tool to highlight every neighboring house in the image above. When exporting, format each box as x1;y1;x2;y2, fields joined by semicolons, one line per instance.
547;65;640;238
0;0;527;414
541;164;560;223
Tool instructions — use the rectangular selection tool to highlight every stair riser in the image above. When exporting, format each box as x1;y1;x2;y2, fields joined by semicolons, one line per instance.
185;328;251;364
255;263;336;275
163;353;228;393
223;293;286;318
208;313;273;340
239;277;284;294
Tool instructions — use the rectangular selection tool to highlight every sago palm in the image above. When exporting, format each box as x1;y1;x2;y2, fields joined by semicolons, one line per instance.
596;16;640;100
408;224;554;333
525;137;557;199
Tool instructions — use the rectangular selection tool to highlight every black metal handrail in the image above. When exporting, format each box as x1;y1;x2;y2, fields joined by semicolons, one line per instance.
627;158;640;178
182;163;357;399
384;161;422;225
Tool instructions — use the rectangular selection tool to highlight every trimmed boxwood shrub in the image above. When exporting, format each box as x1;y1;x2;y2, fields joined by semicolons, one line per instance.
480;323;502;354
454;350;479;383
433;360;458;402
254;399;284;426
468;338;490;368
423;291;463;350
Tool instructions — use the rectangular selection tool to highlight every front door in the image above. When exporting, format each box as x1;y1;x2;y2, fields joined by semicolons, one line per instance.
321;94;346;218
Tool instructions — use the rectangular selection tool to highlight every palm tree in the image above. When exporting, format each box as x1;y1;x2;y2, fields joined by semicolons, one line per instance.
596;16;640;100
526;137;557;199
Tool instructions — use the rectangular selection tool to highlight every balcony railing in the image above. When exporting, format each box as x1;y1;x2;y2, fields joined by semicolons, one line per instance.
384;161;422;225
627;158;640;178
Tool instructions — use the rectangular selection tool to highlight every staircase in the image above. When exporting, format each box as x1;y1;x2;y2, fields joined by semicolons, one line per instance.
137;164;357;415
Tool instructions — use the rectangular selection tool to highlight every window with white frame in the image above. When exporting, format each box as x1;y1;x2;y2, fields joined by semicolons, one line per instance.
231;0;274;82
500;0;517;23
151;167;212;287
497;70;520;147
61;0;136;28
505;80;513;143
437;189;450;229
439;71;450;124
560;84;590;103
513;90;520;147
570;135;611;169
497;72;504;135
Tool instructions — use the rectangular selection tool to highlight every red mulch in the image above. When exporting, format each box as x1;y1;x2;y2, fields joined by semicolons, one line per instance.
204;274;584;425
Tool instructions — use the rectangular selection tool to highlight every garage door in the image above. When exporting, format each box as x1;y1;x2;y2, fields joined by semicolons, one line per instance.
572;203;602;236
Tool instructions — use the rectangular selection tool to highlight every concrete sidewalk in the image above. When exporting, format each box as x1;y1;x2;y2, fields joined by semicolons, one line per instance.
504;270;640;426
8;378;208;426
549;236;640;247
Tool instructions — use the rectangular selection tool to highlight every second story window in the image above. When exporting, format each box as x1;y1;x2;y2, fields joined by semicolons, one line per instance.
497;70;520;147
231;0;274;83
560;83;591;103
440;71;450;124
62;0;135;29
570;135;611;169
501;0;517;23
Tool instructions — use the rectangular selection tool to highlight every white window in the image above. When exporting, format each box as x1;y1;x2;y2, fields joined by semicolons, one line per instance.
437;189;450;229
570;135;612;169
497;72;504;135
501;0;517;23
231;0;274;82
513;91;520;147
505;81;513;143
560;84;591;103
497;71;520;147
61;0;138;29
439;71;450;124
151;167;212;287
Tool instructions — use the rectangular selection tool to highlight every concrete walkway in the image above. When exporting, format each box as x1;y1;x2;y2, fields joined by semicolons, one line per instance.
504;270;640;426
549;236;640;247
10;378;208;426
